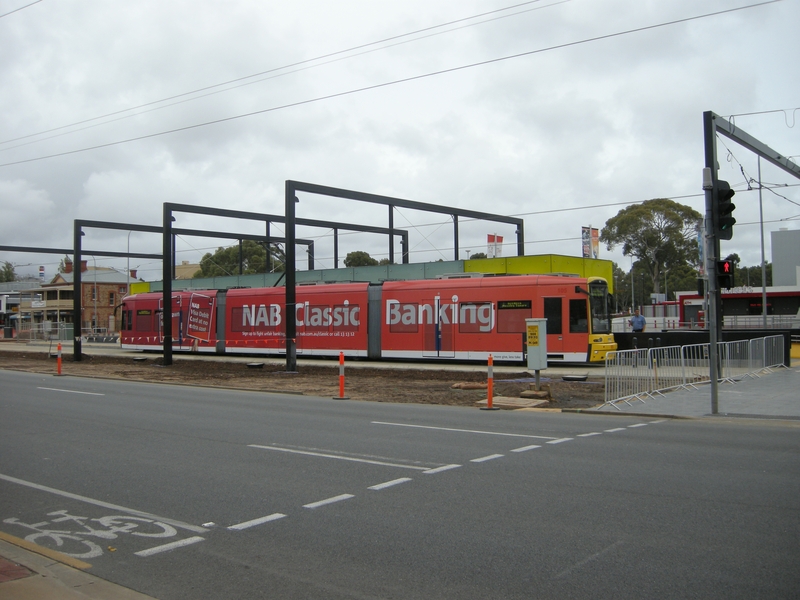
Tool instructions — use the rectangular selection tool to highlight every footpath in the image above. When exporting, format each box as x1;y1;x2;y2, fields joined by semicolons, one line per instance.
590;363;800;419
1;345;797;599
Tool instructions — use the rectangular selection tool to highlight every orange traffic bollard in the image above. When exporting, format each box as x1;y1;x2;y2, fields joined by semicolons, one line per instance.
334;352;350;399
481;354;498;411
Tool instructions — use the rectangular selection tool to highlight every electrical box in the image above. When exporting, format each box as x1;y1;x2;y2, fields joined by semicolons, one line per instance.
525;318;547;371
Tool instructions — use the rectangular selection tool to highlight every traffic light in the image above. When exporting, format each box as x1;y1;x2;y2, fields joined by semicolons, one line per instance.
717;259;734;289
714;180;736;240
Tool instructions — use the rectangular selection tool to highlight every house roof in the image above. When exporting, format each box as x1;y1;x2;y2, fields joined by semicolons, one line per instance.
49;268;134;286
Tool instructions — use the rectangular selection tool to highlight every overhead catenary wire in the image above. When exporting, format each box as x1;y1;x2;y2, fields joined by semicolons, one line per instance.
0;0;784;168
0;0;43;19
0;0;564;148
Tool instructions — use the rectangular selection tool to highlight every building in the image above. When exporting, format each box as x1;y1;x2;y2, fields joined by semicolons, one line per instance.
0;280;49;339
771;228;800;286
17;259;138;337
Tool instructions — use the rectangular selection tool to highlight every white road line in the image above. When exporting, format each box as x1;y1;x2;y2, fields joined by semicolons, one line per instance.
423;464;461;475
511;444;541;452
228;513;287;531
0;473;208;533
471;454;504;463
577;432;603;437
248;445;430;471
628;423;649;428
37;387;105;396
371;422;559;441
368;478;413;491
546;438;573;444
649;419;669;424
604;428;627;433
303;494;355;509
135;536;204;557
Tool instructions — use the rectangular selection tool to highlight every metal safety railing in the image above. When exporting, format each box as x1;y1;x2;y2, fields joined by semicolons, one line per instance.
602;335;785;410
15;322;72;341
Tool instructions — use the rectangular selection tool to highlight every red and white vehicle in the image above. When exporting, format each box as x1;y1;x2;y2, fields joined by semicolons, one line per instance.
119;275;617;363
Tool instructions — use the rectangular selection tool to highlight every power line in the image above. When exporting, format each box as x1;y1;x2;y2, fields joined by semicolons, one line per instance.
0;0;561;148
728;107;800;128
0;0;782;169
0;0;43;19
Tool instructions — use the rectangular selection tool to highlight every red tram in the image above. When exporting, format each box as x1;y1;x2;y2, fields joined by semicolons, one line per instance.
119;275;617;363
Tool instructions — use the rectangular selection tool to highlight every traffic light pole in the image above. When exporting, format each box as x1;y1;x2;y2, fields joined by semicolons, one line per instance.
702;110;800;414
703;112;720;413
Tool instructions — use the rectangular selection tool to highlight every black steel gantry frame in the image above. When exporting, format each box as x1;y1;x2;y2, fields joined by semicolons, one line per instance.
160;203;410;366
284;180;526;371
3;221;314;360
72;219;316;361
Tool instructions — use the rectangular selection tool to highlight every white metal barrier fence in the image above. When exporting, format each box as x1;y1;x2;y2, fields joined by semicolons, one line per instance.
15;322;71;341
603;335;785;410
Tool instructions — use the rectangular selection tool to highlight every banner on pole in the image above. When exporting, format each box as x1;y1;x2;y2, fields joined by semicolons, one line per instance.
487;234;504;258
581;227;599;258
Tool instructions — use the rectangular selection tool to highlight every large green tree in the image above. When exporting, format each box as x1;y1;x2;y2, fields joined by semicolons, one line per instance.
0;261;16;283
343;251;379;268
600;199;702;295
195;240;285;277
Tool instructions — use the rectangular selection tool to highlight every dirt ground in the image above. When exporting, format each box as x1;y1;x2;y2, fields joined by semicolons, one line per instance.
0;349;605;410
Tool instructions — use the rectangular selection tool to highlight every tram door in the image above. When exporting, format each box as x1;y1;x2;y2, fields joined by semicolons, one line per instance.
422;295;455;358
543;297;564;354
157;296;183;345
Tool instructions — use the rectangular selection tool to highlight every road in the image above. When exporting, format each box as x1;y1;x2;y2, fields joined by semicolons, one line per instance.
1;369;798;599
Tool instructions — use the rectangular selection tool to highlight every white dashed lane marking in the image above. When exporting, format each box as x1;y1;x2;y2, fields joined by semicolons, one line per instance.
228;513;287;531
511;444;541;452
423;464;462;475
249;445;430;471
368;478;413;491
135;536;204;557
303;494;355;509
371;422;560;441
471;454;504;463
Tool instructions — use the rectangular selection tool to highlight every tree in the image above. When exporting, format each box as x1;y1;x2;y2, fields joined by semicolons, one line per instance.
469;252;488;259
195;240;284;277
344;251;379;268
736;262;772;288
0;261;16;283
600;199;702;295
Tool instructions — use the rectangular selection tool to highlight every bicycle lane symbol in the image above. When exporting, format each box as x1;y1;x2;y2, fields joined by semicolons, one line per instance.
3;509;183;559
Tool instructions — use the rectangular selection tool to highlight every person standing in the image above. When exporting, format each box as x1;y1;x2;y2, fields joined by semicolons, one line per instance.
629;309;646;333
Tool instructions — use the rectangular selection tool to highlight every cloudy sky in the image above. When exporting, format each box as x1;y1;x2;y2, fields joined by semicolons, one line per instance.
1;0;798;282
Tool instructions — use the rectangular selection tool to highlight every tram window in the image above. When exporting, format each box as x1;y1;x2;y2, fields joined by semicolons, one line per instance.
497;300;531;333
230;307;244;332
459;302;493;333
135;309;153;332
543;298;562;334
389;303;419;334
569;299;588;333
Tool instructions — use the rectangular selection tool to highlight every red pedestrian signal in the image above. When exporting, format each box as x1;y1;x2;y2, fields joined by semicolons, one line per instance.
717;260;734;289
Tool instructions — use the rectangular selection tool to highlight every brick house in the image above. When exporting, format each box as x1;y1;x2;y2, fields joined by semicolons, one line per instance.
18;259;138;335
